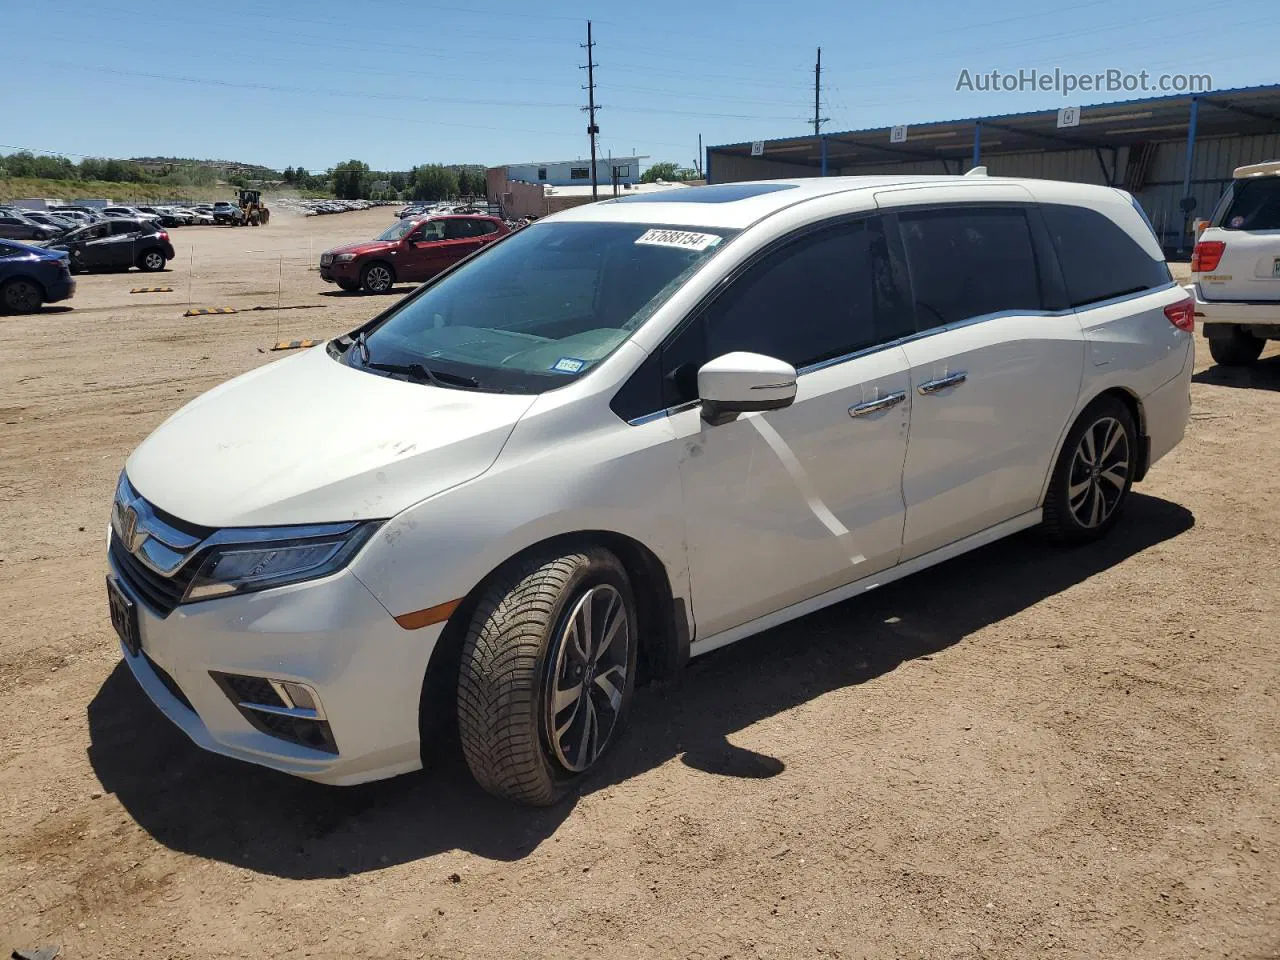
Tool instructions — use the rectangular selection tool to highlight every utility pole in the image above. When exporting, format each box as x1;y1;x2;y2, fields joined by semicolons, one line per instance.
697;133;703;178
580;21;600;201
813;47;828;137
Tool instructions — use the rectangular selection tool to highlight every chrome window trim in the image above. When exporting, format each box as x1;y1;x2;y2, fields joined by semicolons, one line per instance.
1068;279;1180;312
625;303;1082;426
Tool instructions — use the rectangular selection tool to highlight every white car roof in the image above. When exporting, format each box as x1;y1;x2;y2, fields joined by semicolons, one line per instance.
549;175;1134;229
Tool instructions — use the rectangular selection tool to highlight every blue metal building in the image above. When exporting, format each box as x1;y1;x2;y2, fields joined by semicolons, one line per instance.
706;85;1280;256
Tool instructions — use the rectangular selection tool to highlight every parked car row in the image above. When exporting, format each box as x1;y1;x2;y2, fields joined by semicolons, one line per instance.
0;214;177;314
275;198;393;217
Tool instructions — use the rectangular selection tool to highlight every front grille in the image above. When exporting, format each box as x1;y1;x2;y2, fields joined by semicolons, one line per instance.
109;532;195;617
144;653;194;712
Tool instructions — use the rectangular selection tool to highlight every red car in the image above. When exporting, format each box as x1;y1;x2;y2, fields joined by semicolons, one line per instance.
319;214;508;293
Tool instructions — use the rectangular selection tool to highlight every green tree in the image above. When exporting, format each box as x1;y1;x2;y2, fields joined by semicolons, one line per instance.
410;163;458;201
332;160;370;200
643;161;689;183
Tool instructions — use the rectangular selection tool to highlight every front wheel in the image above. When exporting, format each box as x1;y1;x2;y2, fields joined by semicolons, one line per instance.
360;261;394;294
1042;396;1137;543
1207;327;1265;365
457;548;638;805
138;249;167;272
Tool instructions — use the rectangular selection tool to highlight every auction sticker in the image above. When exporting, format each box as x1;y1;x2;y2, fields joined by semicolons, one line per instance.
551;357;586;374
635;229;722;252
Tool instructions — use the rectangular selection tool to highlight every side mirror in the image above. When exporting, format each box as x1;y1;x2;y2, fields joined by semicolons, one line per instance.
697;352;798;426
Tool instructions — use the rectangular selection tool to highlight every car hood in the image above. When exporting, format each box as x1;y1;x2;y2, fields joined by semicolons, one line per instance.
325;239;396;257
125;346;536;528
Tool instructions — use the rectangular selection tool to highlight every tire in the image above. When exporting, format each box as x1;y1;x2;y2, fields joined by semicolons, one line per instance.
1042;395;1137;544
138;249;167;272
457;547;638;805
360;261;395;294
1207;327;1265;365
336;279;360;292
1;278;44;314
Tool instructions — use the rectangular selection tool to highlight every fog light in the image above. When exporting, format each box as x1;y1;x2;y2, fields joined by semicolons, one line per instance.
278;681;318;712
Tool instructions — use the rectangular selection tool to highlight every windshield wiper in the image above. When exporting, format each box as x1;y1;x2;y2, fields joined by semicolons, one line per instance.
364;359;481;389
350;330;482;389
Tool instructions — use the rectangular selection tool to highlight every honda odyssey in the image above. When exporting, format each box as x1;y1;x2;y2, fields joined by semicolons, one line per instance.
106;174;1193;804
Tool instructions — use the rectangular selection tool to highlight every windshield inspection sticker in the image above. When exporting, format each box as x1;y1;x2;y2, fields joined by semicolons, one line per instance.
551;357;586;374
635;229;722;252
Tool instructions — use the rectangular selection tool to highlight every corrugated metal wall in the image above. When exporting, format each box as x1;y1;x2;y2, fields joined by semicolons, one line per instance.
711;132;1280;252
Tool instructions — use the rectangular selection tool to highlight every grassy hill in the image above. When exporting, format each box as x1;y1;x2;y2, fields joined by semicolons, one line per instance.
0;177;234;204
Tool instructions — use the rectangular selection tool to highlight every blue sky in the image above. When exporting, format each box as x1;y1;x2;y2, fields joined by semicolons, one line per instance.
6;0;1276;173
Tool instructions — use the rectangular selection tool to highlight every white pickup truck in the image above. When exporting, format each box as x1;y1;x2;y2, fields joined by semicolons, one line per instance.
1192;160;1280;365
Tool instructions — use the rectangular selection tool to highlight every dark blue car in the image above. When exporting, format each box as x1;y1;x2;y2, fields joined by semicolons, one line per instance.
0;239;75;314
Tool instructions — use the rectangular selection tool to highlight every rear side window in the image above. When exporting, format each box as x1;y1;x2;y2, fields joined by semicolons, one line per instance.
110;220;139;236
1218;178;1280;231
1041;204;1171;308
898;207;1042;328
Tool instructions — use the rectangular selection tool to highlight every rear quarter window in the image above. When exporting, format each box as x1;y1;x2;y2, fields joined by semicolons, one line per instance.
1218;178;1280;231
1040;204;1171;308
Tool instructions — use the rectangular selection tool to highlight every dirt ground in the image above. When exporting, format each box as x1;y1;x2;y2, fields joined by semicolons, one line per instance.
1;207;1277;960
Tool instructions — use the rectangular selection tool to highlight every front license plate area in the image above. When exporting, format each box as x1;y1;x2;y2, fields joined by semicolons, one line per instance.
107;576;140;656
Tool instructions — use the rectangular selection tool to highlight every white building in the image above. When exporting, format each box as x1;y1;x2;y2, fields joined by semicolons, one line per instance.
505;156;645;187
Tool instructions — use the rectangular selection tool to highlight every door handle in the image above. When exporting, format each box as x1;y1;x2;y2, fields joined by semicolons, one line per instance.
917;371;967;395
848;391;906;418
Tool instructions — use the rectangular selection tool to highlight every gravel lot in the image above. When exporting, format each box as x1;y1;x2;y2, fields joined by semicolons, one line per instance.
1;207;1277;959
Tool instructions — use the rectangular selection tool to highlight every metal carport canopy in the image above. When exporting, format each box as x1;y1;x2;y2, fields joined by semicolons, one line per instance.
708;84;1280;176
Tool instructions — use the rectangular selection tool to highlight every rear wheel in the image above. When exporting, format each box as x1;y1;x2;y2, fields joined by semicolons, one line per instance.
1042;396;1136;543
457;547;638;805
138;249;167;272
360;261;394;294
1207;327;1265;365
1;278;44;314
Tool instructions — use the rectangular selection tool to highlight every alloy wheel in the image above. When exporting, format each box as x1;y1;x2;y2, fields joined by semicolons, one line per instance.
4;281;39;312
1067;416;1130;529
544;584;631;773
366;266;392;292
144;252;164;270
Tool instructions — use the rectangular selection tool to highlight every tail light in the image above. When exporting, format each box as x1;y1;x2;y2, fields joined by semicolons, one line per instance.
1191;240;1224;272
159;230;170;241
1164;298;1195;332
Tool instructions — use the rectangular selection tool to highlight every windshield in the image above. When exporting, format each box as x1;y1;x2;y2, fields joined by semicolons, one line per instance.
376;219;418;241
352;220;736;393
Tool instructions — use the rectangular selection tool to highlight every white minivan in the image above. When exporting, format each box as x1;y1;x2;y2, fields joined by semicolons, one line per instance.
107;174;1194;804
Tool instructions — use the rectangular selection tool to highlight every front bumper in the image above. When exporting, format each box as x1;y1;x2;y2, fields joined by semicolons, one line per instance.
319;260;358;283
107;544;443;785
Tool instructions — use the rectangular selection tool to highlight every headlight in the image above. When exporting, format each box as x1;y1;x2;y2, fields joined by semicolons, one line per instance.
184;521;382;602
333;253;357;263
